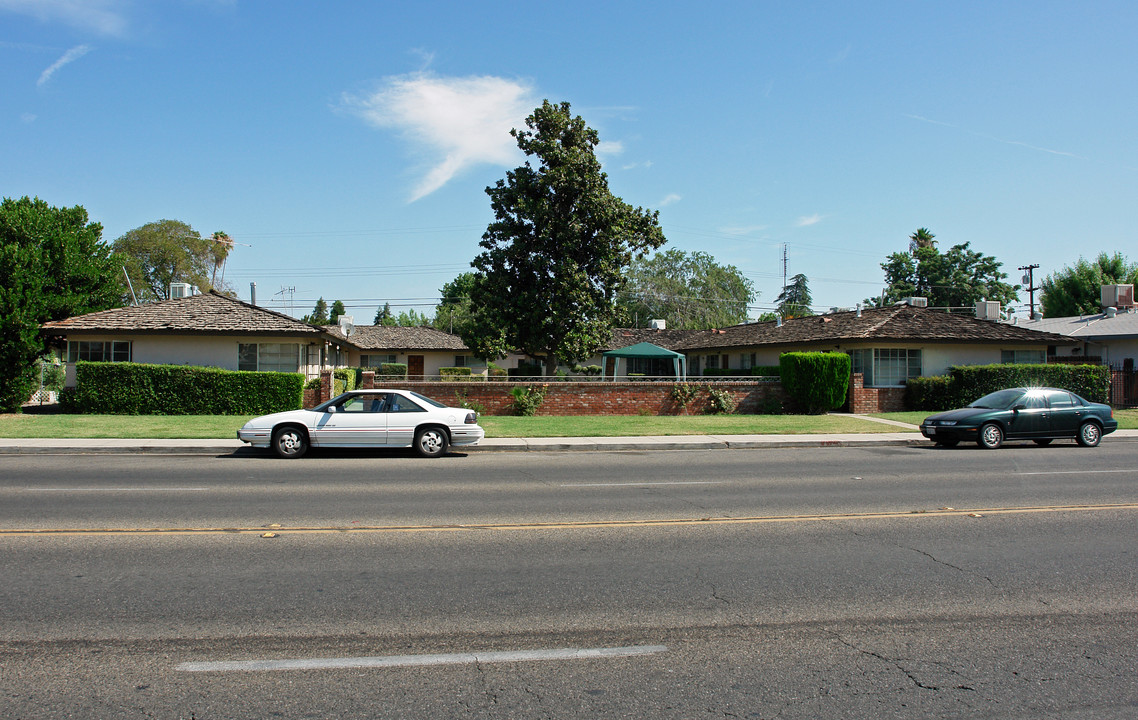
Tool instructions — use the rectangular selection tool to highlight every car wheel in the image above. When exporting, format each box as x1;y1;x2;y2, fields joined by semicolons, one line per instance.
977;423;1003;449
414;427;449;458
1076;421;1102;448
273;426;308;459
1033;438;1053;446
934;438;959;448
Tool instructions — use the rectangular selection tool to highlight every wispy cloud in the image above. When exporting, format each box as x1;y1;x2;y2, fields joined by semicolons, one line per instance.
906;113;1085;159
718;225;767;236
595;140;624;158
621;160;653;171
658;193;682;207
37;44;91;86
795;214;822;227
21;112;37;124
343;73;536;202
0;0;129;37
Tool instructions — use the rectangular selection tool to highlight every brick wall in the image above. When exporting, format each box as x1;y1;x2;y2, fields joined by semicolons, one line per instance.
353;379;788;416
847;372;907;413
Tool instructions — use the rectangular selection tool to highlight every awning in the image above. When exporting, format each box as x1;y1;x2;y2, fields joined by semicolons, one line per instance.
601;342;687;380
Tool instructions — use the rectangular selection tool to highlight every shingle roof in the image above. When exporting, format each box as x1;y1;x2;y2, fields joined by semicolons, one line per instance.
323;325;469;351
1013;309;1138;340
604;327;703;351
40;291;325;336
674;305;1076;351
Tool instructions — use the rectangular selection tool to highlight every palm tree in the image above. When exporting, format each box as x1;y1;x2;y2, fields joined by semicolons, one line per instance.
909;227;937;254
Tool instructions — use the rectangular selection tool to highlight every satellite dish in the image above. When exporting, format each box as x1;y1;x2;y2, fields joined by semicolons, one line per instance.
338;315;355;337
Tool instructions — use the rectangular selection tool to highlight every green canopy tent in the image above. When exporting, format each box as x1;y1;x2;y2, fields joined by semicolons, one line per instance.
601;342;687;380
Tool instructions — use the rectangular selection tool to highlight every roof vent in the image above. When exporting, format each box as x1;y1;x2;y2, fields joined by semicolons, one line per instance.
1105;307;1117;318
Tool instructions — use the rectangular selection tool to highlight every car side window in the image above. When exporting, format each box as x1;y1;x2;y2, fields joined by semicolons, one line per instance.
1021;393;1046;410
1047;391;1076;409
388;395;426;413
341;394;387;413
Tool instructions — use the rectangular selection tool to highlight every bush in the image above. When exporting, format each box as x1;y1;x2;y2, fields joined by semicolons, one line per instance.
64;362;304;415
510;384;547;415
779;352;851;414
750;365;781;377
379;363;407;378
333;368;358;396
706;387;736;414
670;382;700;411
907;363;1112;410
439;367;473;380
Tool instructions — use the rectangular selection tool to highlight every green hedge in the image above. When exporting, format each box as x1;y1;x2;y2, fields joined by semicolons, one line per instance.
751;366;781;377
378;363;407;378
779;352;851;414
439;367;476;381
906;363;1112;410
63;362;304;415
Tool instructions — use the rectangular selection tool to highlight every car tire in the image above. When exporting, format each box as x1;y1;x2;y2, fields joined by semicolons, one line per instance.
934;438;959;448
273;426;308;459
977;423;1003;449
414;427;449;458
1076;421;1102;448
1033;438;1053;446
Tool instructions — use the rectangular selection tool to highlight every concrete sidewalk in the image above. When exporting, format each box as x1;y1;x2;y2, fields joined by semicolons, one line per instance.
1;430;1135;455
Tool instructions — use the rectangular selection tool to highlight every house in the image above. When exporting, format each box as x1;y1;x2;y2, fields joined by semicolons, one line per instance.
321;323;490;378
1012;285;1138;370
41;291;332;386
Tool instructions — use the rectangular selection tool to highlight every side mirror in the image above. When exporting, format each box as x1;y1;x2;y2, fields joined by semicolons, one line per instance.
326;406;337;414
1012;404;1025;411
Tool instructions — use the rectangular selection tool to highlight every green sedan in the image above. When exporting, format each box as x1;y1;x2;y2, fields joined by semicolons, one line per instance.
920;387;1118;449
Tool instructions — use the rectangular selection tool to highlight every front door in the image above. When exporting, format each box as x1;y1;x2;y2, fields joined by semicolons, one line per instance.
408;355;424;378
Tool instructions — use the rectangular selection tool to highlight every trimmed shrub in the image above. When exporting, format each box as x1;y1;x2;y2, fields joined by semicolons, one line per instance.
439;367;474;381
750;365;781;377
64;362;303;415
908;363;1112;410
332;368;358;396
779;352;851;414
379;363;407;378
510;384;547;415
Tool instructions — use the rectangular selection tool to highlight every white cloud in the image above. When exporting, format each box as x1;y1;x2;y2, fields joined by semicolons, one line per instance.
0;0;128;37
37;44;91;86
795;214;822;227
343;73;537;202
594;140;624;158
621;160;653;171
21;112;37;123
658;193;682;207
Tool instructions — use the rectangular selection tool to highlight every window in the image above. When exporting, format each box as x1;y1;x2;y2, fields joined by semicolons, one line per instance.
705;354;719;370
361;354;397;367
1001;349;1045;364
454;355;471;367
238;343;300;372
67;340;131;363
849;349;922;387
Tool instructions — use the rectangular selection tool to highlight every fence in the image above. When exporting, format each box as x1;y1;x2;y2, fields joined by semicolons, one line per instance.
1110;367;1137;408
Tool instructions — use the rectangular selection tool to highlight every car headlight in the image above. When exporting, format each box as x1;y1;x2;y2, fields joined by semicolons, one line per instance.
939;421;957;426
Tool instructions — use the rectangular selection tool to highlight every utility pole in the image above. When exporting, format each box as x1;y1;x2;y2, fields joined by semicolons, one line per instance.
1019;264;1040;319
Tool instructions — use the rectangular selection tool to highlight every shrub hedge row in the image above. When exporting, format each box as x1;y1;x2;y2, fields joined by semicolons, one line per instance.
63;362;304;415
905;363;1111;410
779;352;851;414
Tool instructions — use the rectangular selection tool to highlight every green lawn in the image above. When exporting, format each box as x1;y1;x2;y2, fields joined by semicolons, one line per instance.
0;411;917;439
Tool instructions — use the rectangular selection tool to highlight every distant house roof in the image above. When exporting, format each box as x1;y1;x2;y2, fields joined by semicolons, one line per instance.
604;327;702;352
40;291;326;337
323;325;469;352
1013;309;1138;340
602;341;685;359
674;305;1076;351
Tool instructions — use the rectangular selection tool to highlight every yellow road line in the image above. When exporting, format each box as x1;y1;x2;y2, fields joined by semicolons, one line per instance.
2;503;1137;537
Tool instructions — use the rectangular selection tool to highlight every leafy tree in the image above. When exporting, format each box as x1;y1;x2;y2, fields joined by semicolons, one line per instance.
394;309;431;327
433;272;476;335
908;227;936;254
776;273;814;319
466;100;667;374
113;219;229;301
1;197;122;411
373;302;394;326
867;241;1018;310
302;297;329;324
617;249;753;329
329;300;347;325
1041;252;1138;317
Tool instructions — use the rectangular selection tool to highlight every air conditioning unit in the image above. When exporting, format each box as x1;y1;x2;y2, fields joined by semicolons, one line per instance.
896;297;928;307
1101;284;1135;309
975;300;1001;321
169;282;194;299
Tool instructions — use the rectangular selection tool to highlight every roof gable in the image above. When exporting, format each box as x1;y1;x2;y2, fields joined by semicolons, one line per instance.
40;291;324;336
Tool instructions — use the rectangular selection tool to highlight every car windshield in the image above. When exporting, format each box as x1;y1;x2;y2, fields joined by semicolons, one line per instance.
968;389;1028;409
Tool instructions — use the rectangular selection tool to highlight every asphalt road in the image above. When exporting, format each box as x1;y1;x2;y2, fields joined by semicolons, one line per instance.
2;445;1136;718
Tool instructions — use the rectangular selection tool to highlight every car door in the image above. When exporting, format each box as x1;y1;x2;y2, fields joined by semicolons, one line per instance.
314;393;389;446
383;392;428;446
1006;390;1048;439
1046;390;1084;437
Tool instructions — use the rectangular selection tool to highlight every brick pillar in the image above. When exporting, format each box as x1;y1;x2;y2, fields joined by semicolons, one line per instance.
320;369;334;403
361;371;375;390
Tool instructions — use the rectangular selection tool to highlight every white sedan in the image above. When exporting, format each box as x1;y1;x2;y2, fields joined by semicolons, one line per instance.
238;389;484;458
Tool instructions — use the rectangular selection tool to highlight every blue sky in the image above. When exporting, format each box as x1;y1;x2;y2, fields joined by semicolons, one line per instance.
3;1;1136;321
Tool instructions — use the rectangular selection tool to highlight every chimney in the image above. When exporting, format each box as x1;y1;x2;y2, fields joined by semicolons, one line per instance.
250;282;257;306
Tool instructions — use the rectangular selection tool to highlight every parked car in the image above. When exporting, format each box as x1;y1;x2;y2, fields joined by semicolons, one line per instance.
920;387;1117;449
238;389;484;458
